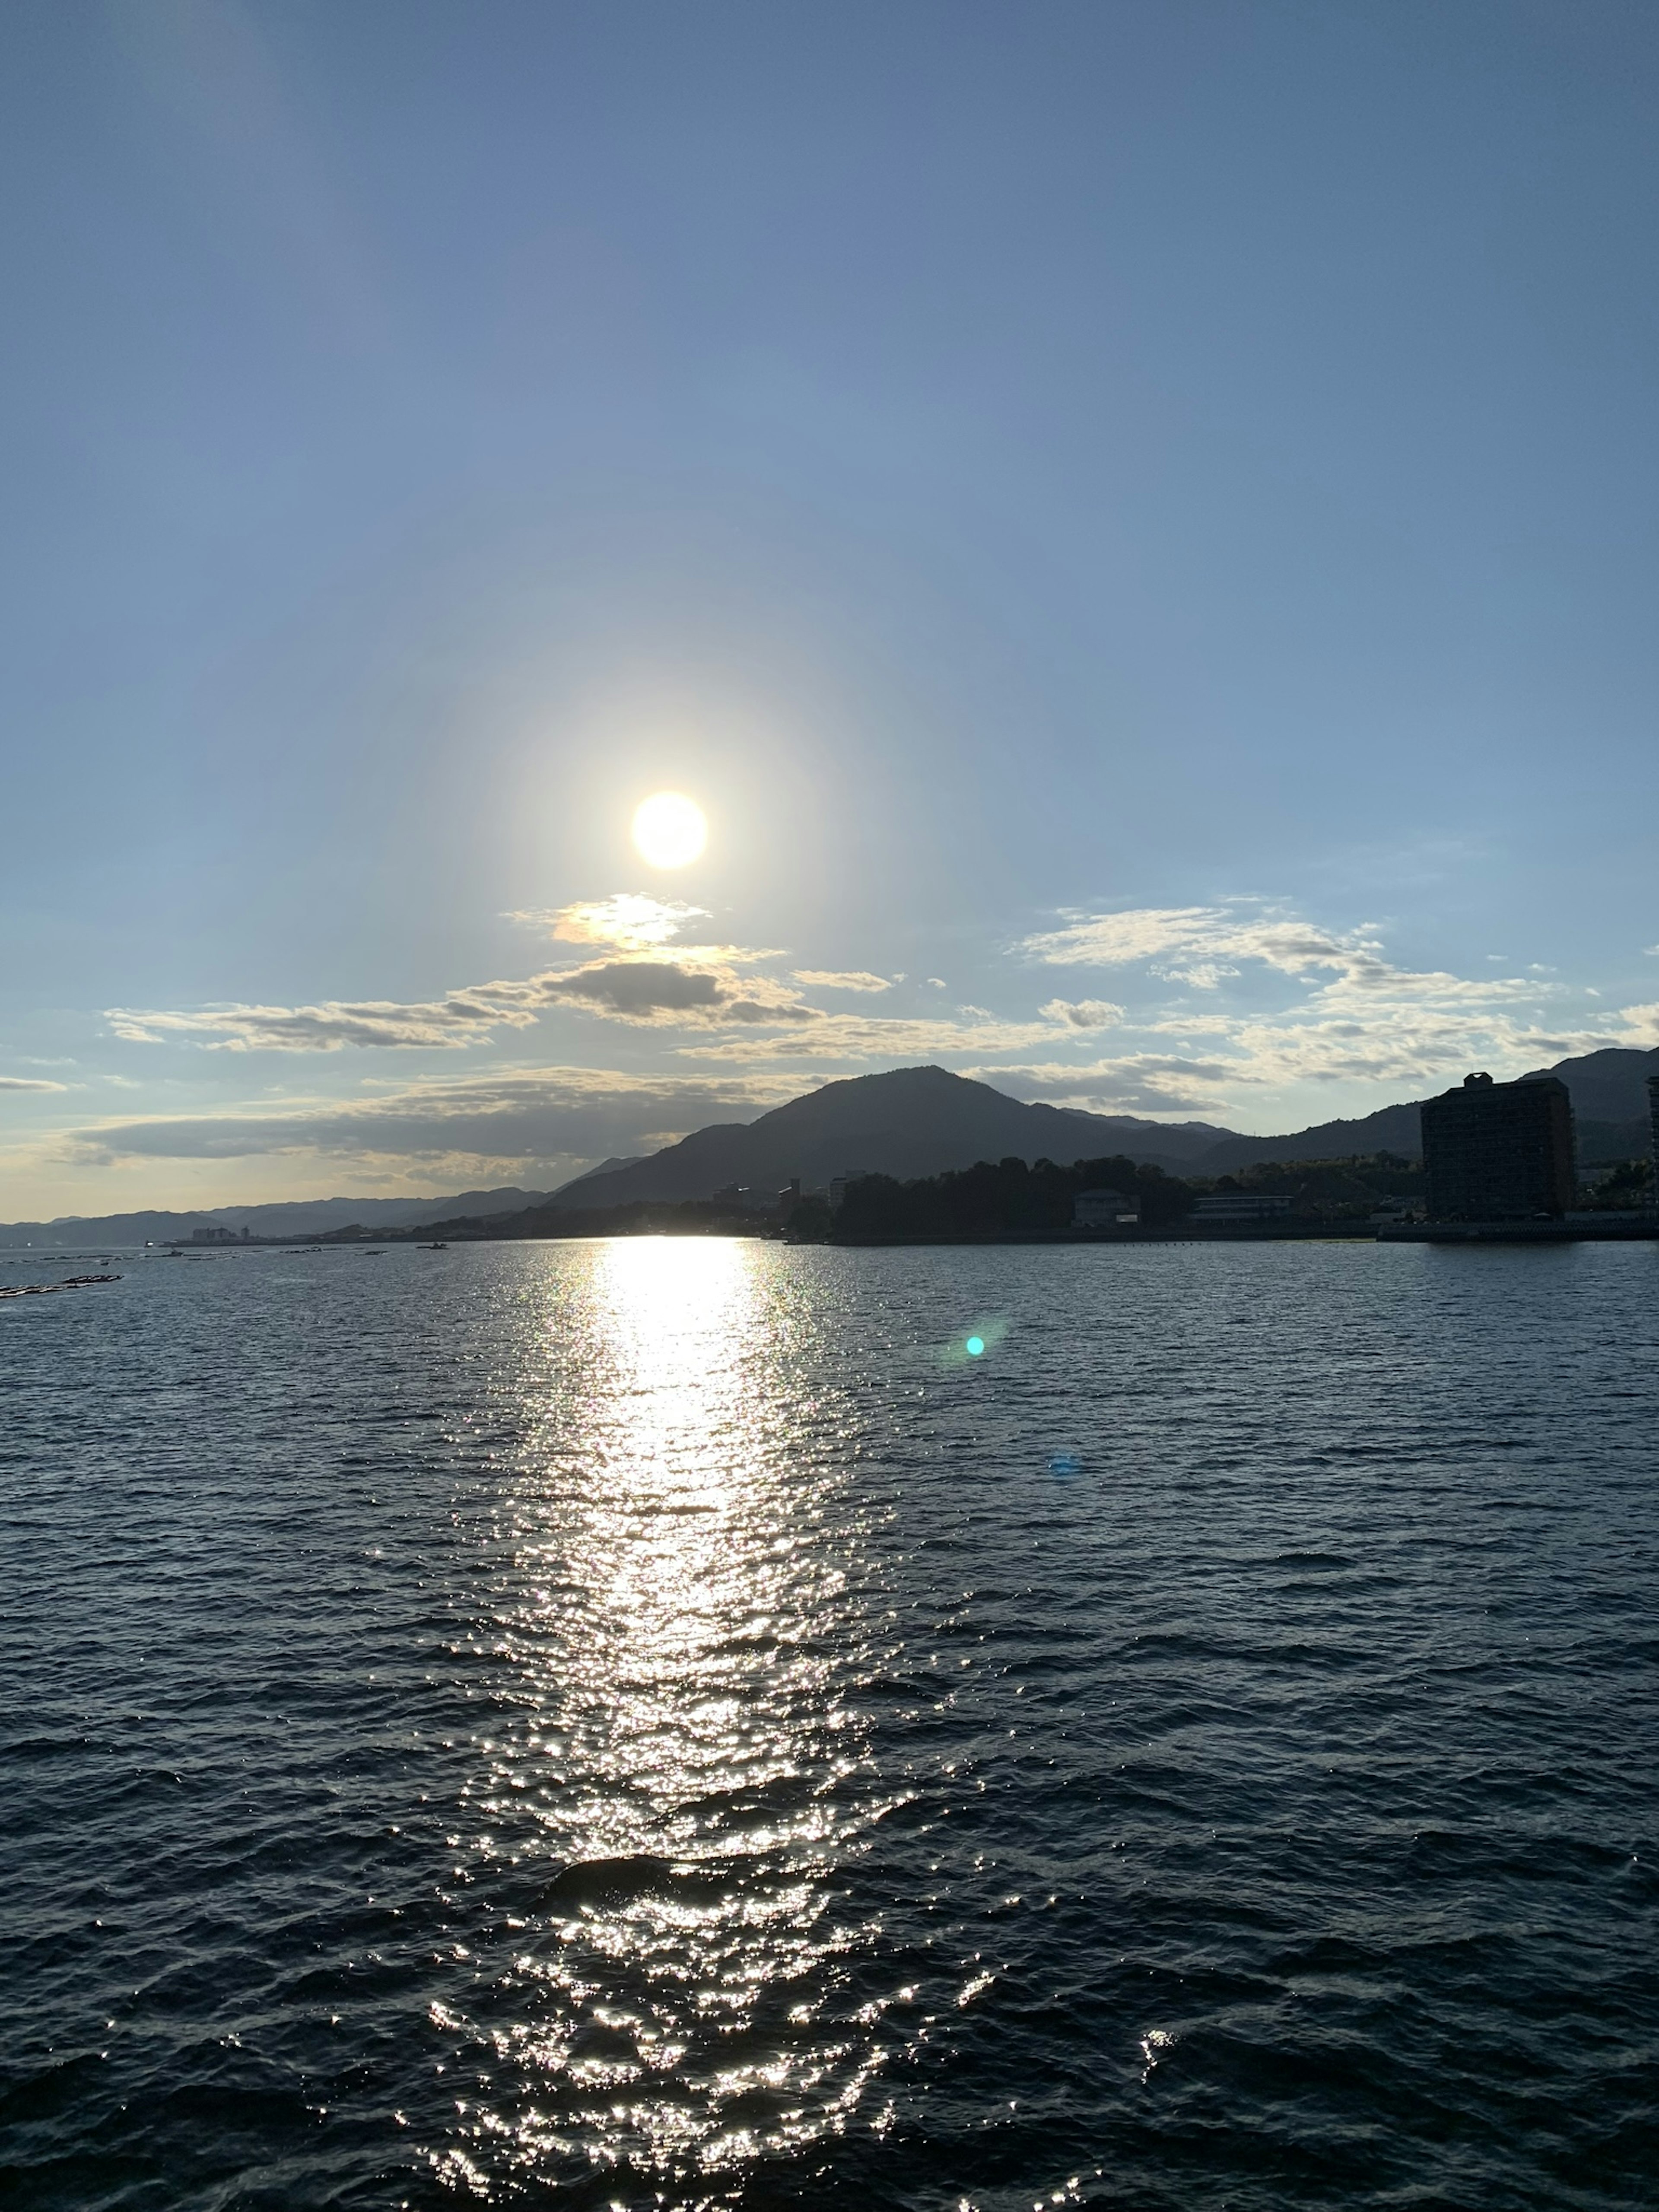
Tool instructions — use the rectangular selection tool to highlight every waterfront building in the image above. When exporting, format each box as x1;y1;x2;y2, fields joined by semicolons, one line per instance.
1650;1074;1659;1179
1193;1194;1293;1222
1421;1072;1575;1221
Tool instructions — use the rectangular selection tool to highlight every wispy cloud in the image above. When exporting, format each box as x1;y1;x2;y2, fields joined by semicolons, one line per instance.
544;960;819;1024
108;889;814;1052
1038;998;1125;1030
106;996;516;1051
675;1011;1071;1064
0;1076;68;1093
969;1056;1238;1116
106;960;824;1049
58;1065;794;1172
1012;900;1659;1105
1020;903;1536;1005
512;893;711;951
792;969;896;992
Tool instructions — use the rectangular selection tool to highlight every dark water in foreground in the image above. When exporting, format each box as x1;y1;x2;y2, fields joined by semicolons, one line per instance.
3;1238;1657;2210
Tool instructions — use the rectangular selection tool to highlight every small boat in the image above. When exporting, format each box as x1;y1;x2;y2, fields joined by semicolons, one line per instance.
419;1241;449;1251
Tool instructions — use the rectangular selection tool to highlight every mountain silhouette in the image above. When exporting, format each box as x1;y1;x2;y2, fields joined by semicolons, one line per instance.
1195;1045;1659;1171
544;1048;1659;1211
0;1185;552;1249
12;1048;1652;1242
543;1065;1231;1208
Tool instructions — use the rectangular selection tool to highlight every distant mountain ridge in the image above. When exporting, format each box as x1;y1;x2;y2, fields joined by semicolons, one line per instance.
6;1047;1652;1242
0;1185;552;1248
538;1047;1659;1211
539;1067;1230;1212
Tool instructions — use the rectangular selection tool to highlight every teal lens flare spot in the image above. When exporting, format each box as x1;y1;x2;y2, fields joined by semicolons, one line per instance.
965;1335;985;1357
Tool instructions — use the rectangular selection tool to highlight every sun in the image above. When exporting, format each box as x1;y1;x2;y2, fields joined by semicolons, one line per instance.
632;791;707;869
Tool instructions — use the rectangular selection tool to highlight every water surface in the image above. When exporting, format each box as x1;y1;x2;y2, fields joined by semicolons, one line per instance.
3;1239;1656;2208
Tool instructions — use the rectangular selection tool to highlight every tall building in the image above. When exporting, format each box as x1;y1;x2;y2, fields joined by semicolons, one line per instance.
1421;1072;1575;1221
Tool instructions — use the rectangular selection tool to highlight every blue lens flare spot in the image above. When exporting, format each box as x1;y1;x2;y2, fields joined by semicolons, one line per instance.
1047;1452;1082;1477
965;1335;985;1358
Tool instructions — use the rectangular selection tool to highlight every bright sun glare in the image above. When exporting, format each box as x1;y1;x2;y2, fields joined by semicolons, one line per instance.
632;791;707;869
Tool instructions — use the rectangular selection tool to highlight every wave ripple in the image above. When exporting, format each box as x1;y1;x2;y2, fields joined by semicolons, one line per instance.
3;1237;1657;2209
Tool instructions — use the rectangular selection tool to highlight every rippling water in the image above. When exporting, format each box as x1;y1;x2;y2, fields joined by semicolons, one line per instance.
3;1238;1657;2209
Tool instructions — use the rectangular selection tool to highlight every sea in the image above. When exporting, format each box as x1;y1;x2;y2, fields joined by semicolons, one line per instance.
3;1236;1656;2210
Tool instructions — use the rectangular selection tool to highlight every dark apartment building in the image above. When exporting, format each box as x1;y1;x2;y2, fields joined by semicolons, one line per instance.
1649;1073;1659;1179
1421;1072;1576;1221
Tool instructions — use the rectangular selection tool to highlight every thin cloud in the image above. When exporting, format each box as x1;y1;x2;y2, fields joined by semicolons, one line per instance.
107;954;823;1052
0;1076;68;1093
515;892;781;969
974;1056;1239;1117
108;885;815;1053
1038;998;1125;1030
58;1066;794;1171
1007;899;1613;1100
675;1011;1072;1064
792;970;895;993
106;995;521;1051
1018;902;1538;1007
519;893;711;950
543;960;820;1025
1143;1002;1659;1095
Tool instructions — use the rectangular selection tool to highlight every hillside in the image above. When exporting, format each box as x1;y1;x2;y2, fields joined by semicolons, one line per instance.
9;1046;1651;1244
541;1066;1230;1210
541;1046;1659;1213
1191;1100;1425;1172
0;1185;552;1248
1183;1046;1659;1173
1519;1044;1659;1120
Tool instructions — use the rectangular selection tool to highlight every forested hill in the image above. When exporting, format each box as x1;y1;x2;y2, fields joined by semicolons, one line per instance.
544;1066;1228;1208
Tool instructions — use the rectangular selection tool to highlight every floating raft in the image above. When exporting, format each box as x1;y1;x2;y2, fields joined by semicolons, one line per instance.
0;1272;122;1300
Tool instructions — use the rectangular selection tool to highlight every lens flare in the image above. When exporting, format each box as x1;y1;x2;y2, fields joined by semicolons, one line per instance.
632;791;707;869
965;1335;985;1357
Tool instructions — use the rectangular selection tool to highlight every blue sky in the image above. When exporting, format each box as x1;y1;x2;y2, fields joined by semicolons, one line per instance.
3;0;1657;1214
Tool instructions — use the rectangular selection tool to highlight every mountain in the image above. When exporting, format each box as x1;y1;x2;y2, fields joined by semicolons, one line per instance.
541;1066;1231;1210
549;1156;646;1196
542;1046;1659;1216
0;1186;552;1248
1182;1047;1659;1173
1519;1045;1659;1121
1189;1101;1426;1173
1513;1045;1658;1160
9;1046;1651;1247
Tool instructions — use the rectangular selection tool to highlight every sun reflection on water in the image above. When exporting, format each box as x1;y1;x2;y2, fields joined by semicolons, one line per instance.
429;1239;896;2199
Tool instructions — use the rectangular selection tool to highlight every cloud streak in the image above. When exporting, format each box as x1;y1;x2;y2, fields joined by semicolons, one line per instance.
675;1011;1072;1063
792;969;896;993
1020;903;1538;1006
1011;901;1659;1106
967;1055;1241;1116
60;1066;794;1171
1038;998;1125;1030
106;887;824;1053
106;958;821;1051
